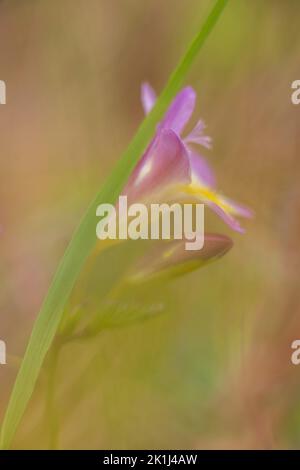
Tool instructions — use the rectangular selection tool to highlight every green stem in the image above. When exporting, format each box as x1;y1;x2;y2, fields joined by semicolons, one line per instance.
45;348;60;450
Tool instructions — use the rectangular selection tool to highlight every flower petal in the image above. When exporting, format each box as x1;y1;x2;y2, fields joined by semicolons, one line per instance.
219;196;254;219
128;233;233;283
184;120;212;149
206;201;245;233
189;151;217;188
179;184;248;233
123;129;191;203
141;82;157;114
161;86;196;134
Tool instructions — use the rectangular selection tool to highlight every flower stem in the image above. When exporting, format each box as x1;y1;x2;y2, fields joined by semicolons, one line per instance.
45;348;60;450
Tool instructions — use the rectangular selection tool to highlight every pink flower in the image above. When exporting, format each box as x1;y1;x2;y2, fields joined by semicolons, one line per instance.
123;83;253;233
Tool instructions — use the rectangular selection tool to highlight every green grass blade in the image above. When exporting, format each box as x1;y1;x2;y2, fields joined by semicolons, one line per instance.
0;0;228;449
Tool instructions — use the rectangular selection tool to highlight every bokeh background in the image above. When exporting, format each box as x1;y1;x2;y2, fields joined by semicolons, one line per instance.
1;0;300;449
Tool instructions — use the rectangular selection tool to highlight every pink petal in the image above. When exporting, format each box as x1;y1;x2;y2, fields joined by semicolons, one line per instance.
161;87;196;135
123;129;191;203
207;201;245;233
141;82;157;114
184;120;212;149
220;196;254;219
189;151;217;188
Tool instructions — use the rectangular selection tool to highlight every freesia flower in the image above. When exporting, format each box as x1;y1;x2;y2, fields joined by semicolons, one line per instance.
84;233;233;331
128;233;233;283
122;83;253;233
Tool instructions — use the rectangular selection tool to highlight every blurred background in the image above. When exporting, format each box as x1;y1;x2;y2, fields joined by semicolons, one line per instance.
1;0;300;449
